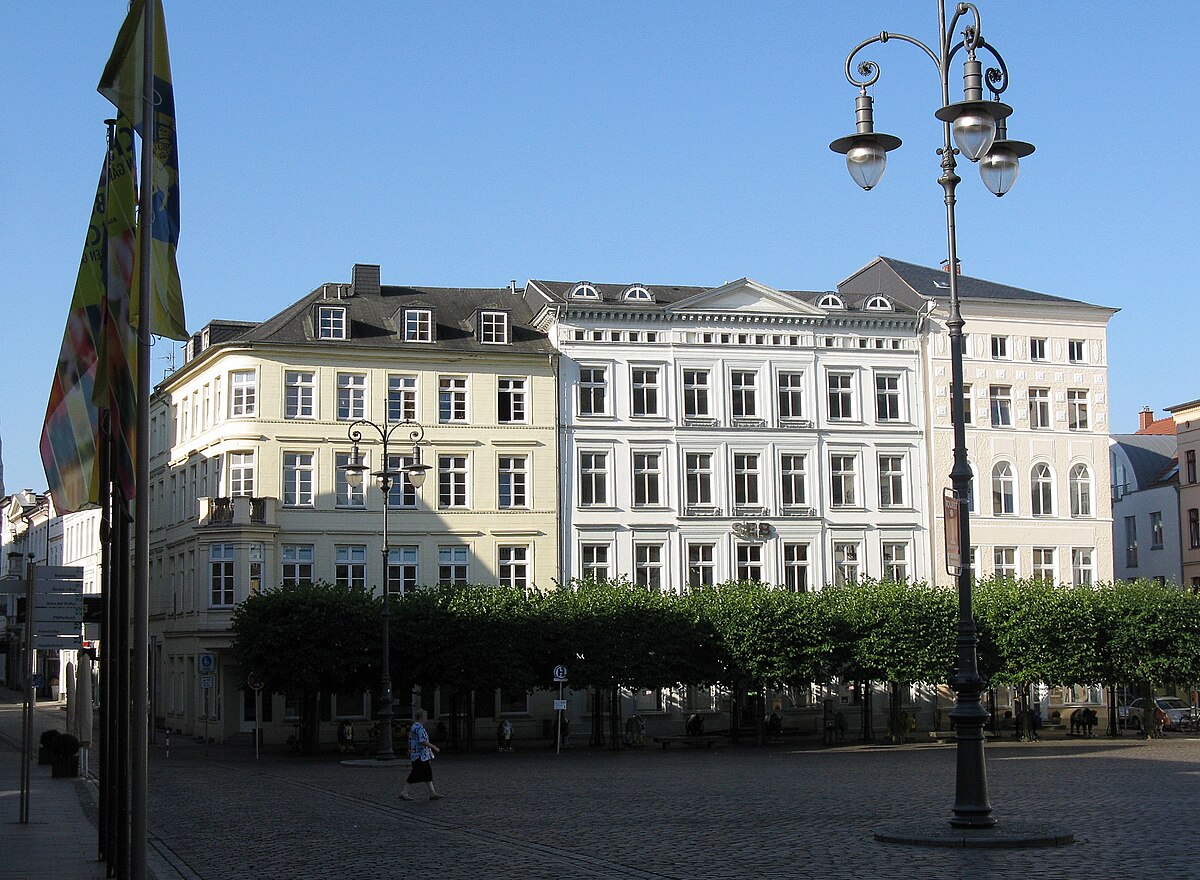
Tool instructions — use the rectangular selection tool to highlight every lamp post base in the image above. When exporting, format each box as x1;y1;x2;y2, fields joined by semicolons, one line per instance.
874;819;1073;849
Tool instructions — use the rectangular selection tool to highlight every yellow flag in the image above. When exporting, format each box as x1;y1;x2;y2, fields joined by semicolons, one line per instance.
97;0;187;341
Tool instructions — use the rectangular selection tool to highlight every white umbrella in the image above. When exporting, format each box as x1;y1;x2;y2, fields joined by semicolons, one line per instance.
76;653;94;748
65;661;77;738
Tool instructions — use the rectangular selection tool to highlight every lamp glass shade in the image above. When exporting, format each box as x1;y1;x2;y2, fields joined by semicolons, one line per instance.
846;141;887;191
951;111;997;161
979;146;1020;196
344;467;364;489
406;464;430;489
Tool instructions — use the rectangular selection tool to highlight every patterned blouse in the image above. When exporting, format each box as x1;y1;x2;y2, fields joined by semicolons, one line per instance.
408;721;433;762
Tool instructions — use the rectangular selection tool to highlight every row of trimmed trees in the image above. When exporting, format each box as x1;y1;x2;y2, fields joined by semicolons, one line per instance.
230;578;1200;752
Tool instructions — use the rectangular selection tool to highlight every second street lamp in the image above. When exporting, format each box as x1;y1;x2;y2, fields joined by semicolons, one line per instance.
341;418;429;762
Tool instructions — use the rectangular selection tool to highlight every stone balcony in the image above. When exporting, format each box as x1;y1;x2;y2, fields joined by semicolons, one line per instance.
198;496;276;528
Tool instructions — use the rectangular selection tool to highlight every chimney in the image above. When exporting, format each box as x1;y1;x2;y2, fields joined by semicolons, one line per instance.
1138;406;1155;431
351;264;381;298
510;280;518;295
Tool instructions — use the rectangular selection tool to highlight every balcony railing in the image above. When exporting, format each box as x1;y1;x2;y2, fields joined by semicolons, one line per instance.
198;496;276;528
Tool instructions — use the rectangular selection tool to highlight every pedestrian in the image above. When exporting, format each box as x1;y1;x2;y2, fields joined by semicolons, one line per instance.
400;709;443;801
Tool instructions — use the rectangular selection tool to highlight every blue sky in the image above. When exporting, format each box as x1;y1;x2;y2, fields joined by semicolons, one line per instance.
1;2;1194;494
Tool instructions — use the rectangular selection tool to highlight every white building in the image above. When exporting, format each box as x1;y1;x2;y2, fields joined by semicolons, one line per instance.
1110;410;1181;585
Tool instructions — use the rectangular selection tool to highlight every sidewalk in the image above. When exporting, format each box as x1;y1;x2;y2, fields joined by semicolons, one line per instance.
0;689;107;880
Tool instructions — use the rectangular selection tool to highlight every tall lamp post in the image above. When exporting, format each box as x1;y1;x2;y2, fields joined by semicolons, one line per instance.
831;2;1033;830
341;419;429;761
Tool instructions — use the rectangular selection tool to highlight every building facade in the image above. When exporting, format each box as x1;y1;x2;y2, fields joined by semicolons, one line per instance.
1110;409;1180;585
1167;399;1200;591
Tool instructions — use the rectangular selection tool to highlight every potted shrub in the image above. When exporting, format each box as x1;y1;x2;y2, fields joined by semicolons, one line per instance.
38;729;61;766
49;733;80;778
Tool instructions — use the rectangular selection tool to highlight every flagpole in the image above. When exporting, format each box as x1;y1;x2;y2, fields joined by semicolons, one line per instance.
132;0;154;876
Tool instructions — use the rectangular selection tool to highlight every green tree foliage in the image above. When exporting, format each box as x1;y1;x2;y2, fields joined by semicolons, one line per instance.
830;580;955;685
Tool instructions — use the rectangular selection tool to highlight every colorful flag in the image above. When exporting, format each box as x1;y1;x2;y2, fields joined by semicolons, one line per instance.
97;0;187;341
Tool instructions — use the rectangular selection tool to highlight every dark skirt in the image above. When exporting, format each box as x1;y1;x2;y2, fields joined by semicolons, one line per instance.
407;759;433;783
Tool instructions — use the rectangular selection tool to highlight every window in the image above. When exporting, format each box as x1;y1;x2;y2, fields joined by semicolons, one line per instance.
733;453;760;507
1030;337;1047;361
388;546;418;594
386;454;419;508
335;545;367;589
285;371;315;419
579;451;609;506
438;455;469;509
1190;509;1200;550
875;374;902;421
878;454;905;508
282;453;314;506
883;542;909;582
569;283;599;300
1027;387;1050;430
631;367;661;417
990;335;1009;359
623;285;653;302
735;544;763;582
865;295;891;311
335;452;366;508
404;309;433;342
388;375;417;423
578;366;608;416
992;462;1015;515
730;371;758;418
580;544;610;582
1068;389;1089;431
1032;548;1056;582
281;544;314;587
993;547;1017;580
1031;463;1054;516
439;376;468;423
1068;339;1086;363
830;453;858;507
685;453;713;507
228;451;254;496
683;369;710;418
634;543;663;589
1071;547;1094;586
438;547;469;586
498;378;527;423
960;384;973;425
498;546;528;589
819;294;844;309
498;456;528;509
827;373;854;420
1188;450;1197;484
687;544;715;589
230;370;256;417
778;373;805;420
780;454;807;509
1125;516;1138;568
1069;464;1092;517
210;544;235;607
1151;511;1164;549
633;451;663;507
783;543;809;592
480;311;509;344
317;306;347;340
337;373;366;421
989;385;1012;427
833;541;860;585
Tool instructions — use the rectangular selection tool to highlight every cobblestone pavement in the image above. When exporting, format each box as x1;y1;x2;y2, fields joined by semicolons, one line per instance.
140;732;1197;880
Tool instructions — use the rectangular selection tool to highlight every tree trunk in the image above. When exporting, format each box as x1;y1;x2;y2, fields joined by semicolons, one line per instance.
608;685;621;750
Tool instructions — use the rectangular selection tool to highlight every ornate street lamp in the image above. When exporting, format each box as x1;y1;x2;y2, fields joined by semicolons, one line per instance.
341;419;429;761
831;2;1036;833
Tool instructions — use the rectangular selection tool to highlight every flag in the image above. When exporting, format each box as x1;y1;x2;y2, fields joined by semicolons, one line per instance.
40;148;122;512
97;0;187;341
94;117;139;500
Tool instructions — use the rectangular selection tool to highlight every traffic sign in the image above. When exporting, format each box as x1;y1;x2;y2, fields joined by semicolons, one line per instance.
31;566;84;582
199;653;216;674
200;674;215;689
552;665;568;682
247;671;264;691
553;699;567;711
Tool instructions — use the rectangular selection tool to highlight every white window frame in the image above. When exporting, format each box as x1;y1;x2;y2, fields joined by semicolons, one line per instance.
498;455;528;509
284;371;315;420
282;452;315;507
993;546;1017;580
687;543;715;589
1028;387;1051;430
783;543;809;592
830;452;859;508
438;454;470;509
990;335;1010;360
577;365;609;417
682;369;710;418
735;543;763;582
1069;463;1092;518
1029;337;1047;361
210;544;235;607
882;541;909;582
989;385;1012;427
228;451;255;497
1071;547;1095;586
580;543;611;582
878;453;906;508
439;376;468;423
827;372;854;421
685;452;714;508
281;544;314;587
733;452;760;507
404;309;433;343
386;454;419;509
497;545;529;589
498;377;527;424
388;375;418;423
230;370;256;418
992;461;1016;515
875;373;904;422
317;306;348;340
1032;547;1056;582
480;311;509;345
632;450;664;507
730;370;758;419
1068;339;1086;364
780;454;807;509
1068;389;1090;431
388;546;419;594
579;450;609;507
335;451;367;508
1031;462;1054;517
634;542;664;589
337;373;366;421
335;545;367;589
778;372;805;420
833;540;861;585
438;546;470;586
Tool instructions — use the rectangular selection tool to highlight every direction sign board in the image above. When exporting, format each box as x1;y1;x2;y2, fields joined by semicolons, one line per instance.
34;622;83;637
31;566;84;582
35;592;83;620
36;635;83;651
200;674;215;689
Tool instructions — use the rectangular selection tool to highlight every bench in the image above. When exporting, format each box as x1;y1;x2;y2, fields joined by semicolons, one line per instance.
652;735;720;749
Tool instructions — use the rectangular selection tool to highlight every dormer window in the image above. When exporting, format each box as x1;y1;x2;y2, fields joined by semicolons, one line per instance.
317;305;348;340
569;282;600;301
623;285;653;303
404;309;433;343
480;311;509;345
818;294;845;309
865;295;891;311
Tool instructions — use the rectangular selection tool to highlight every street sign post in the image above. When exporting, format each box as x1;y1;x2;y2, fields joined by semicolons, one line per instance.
552;666;569;754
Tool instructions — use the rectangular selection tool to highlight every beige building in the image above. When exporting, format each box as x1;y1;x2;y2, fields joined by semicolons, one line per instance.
148;264;558;741
1167;399;1200;591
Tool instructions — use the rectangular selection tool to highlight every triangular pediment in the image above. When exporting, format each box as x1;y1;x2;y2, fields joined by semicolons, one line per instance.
666;278;824;317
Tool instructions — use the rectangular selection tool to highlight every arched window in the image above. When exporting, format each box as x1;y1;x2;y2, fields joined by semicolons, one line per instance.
569;282;599;300
991;462;1015;515
623;285;653;302
1070;463;1093;517
865;295;891;311
818;293;845;309
1031;463;1054;517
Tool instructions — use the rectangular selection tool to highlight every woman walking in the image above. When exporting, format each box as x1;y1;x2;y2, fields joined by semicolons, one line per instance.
400;709;443;801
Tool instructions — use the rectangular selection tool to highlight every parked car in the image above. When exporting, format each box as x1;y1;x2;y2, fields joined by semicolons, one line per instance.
1118;697;1195;731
